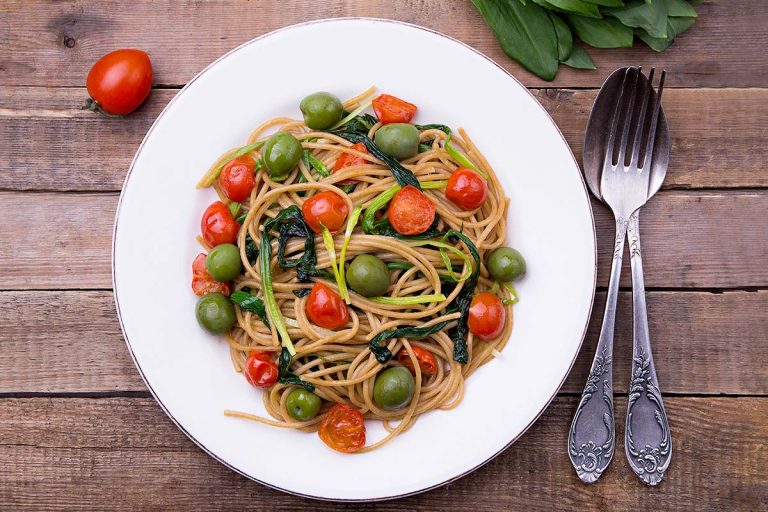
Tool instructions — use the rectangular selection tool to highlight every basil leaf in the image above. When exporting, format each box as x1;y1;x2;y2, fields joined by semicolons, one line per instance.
472;0;559;81
548;12;574;60
604;0;668;38
534;0;602;18
562;43;597;69
566;14;634;48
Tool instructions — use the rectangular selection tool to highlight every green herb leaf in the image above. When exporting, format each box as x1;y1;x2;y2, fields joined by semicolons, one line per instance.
664;0;697;17
244;233;258;264
603;0;668;38
277;347;314;392
582;0;624;5
472;0;560;81
548;12;574;60
292;288;311;298
230;290;270;327
368;322;449;364
259;233;294;355
414;124;452;136
227;202;241;219
636;15;695;51
264;205;332;283
442;230;482;364
369;294;447;306
566;14;634;47
386;262;415;271
338;204;363;304
445;142;489;179
562;43;597;68
534;0;602;18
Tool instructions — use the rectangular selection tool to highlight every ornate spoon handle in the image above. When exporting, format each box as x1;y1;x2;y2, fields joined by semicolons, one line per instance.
568;215;628;483
625;212;672;485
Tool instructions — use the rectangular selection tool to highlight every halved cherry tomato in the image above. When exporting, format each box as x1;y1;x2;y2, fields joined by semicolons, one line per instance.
396;346;438;376
318;403;366;453
468;292;506;340
305;282;349;330
372;94;417;125
332;142;369;184
388;185;435;235
301;191;349;234
85;49;152;116
445;167;488;211
243;351;279;388
201;201;240;247
191;253;230;296
219;156;256;202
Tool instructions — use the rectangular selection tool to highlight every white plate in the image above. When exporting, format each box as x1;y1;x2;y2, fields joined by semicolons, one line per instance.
113;18;596;501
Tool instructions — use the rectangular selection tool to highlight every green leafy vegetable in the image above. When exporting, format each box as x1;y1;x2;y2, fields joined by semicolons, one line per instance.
604;0;668;38
259;232;294;356
369;294;447;306
361;184;442;240
264;206;332;283
368;322;449;364
549;11;574;60
244;233;258;264
330;99;374;130
338;204;363;304
292;288;311;298
445;142;488;179
387;262;415;271
442;230;482;364
566;14;634;47
636;15;695;51
302;149;330;178
535;0;602;18
230;290;270;327
277;347;314;392
415;124;452;136
227;202;241;219
562;44;596;69
320;226;344;300
407;236;474;282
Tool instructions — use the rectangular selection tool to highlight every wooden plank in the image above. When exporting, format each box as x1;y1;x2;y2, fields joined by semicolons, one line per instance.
2;87;766;192
0;396;764;511
1;290;766;395
0;1;766;88
1;191;765;290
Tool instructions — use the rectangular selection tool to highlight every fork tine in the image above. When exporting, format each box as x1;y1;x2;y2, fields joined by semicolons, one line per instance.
641;70;666;170
615;67;641;168
603;68;630;169
629;68;655;168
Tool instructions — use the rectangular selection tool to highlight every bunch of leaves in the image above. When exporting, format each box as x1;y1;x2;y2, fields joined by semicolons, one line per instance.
472;0;699;81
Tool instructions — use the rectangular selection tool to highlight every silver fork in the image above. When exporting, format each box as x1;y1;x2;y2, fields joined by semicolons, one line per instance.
568;67;664;483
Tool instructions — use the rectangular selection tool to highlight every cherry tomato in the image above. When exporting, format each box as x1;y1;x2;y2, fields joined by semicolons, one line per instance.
332;142;368;184
318;403;366;453
219;156;256;202
372;94;417;125
301;191;349;234
85;49;152;116
396;346;438;376
468;292;506;340
201;201;240;247
192;253;231;296
306;282;349;330
388;185;435;235
445;167;488;211
243;351;279;388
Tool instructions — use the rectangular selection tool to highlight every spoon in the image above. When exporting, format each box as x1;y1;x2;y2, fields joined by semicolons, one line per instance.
581;67;672;485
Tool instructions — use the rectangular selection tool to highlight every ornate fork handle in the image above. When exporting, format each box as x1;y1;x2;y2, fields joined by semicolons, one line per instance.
568;215;628;483
625;212;672;485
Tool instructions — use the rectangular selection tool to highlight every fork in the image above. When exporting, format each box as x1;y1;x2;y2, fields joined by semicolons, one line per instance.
568;67;665;483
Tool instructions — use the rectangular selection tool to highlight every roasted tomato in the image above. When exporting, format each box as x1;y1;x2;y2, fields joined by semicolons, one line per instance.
388;185;435;235
301;191;349;234
201;201;240;247
192;253;230;296
468;292;506;340
219;156;256;202
445;167;488;211
372;94;417;125
396;346;438;376
84;49;152;115
243;351;279;388
306;282;349;330
332;142;369;183
318;403;366;453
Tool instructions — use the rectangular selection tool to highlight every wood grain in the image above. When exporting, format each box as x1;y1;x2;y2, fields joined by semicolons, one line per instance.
1;191;765;290
1;1;766;88
0;396;764;511
1;290;765;395
2;87;766;192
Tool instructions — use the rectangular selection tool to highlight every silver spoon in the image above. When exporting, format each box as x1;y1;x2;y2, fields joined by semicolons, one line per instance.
577;67;672;485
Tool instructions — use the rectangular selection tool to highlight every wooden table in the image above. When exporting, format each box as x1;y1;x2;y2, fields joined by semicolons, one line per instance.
1;1;766;510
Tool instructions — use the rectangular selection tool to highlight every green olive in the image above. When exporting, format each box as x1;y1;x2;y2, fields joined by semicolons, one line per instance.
285;388;322;420
263;132;302;178
205;243;242;281
487;246;526;282
346;254;390;297
374;123;419;160
300;92;343;130
195;293;236;334
373;366;414;411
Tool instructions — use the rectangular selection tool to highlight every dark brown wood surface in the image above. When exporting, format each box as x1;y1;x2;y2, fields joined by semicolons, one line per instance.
1;1;766;510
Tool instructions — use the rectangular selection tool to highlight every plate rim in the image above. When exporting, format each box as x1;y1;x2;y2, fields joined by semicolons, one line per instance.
112;16;597;502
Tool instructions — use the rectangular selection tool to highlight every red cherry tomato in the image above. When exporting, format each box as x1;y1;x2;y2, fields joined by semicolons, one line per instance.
396;346;438;376
243;351;279;388
332;142;369;184
201;201;240;247
318;403;366;453
301;191;349;234
85;49;152;115
191;253;230;296
372;94;417;125
219;156;256;202
306;282;349;330
388;185;435;235
468;292;506;340
445;167;488;211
